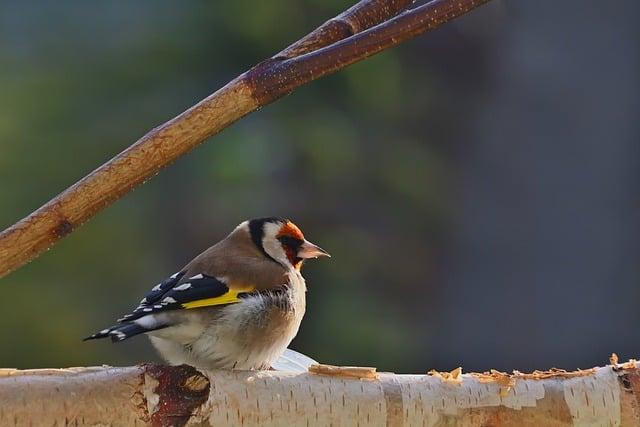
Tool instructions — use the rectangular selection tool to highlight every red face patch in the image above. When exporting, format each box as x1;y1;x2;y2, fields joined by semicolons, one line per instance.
276;221;305;241
277;221;305;269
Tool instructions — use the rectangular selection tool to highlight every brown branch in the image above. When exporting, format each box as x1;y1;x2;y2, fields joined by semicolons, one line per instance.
279;0;415;58
2;361;640;425
0;0;491;279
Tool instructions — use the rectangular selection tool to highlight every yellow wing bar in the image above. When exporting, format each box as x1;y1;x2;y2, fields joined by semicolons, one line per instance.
181;285;256;309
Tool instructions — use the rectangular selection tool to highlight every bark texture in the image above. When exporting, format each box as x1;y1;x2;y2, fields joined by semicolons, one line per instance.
0;0;491;279
2;361;640;426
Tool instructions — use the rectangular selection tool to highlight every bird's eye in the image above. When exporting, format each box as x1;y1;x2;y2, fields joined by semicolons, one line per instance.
278;236;303;250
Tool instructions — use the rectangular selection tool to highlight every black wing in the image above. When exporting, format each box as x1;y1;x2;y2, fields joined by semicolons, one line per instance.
85;271;256;342
118;271;238;321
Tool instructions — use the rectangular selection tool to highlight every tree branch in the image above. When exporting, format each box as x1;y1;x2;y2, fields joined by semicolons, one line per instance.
2;360;639;426
278;0;415;59
0;0;491;279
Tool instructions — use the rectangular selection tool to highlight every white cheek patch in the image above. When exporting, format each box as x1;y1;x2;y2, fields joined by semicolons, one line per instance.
261;222;290;266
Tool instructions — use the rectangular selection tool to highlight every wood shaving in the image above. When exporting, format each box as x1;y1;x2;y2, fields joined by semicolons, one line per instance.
470;366;608;397
427;367;463;384
610;353;619;365
513;367;596;380
621;359;638;370
308;364;378;380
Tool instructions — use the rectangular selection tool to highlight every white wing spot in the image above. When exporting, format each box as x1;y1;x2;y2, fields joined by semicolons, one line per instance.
143;308;153;312
140;297;147;304
100;329;110;334
134;315;157;328
153;305;162;309
170;272;181;279
151;284;162;291
190;274;204;280
162;297;177;303
111;331;126;340
174;283;192;291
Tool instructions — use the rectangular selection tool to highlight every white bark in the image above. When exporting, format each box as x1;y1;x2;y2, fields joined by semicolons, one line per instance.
1;360;639;426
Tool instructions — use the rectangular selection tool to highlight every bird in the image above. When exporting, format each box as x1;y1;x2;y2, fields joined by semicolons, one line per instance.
85;217;330;370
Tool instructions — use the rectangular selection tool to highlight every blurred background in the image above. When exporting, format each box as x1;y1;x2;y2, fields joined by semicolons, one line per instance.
1;0;638;373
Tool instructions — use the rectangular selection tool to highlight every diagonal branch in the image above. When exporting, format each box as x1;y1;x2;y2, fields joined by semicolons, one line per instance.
278;0;415;58
248;0;491;103
0;0;491;279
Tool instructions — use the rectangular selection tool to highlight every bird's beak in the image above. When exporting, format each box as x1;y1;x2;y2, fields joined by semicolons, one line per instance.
297;240;331;259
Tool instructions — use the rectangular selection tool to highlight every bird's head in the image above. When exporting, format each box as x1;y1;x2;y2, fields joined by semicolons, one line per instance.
245;217;330;270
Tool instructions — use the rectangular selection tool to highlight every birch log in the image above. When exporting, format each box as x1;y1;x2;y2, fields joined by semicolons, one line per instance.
2;360;640;426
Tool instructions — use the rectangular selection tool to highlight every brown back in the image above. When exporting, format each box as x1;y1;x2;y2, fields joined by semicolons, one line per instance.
180;225;288;290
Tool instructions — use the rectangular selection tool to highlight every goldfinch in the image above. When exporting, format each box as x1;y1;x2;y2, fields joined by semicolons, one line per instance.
85;217;329;370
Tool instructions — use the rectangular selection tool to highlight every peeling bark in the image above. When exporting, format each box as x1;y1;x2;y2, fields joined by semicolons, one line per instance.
0;0;492;279
2;361;640;426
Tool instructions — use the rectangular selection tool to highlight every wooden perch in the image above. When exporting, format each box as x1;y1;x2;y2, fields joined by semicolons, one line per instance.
0;0;492;279
2;360;640;426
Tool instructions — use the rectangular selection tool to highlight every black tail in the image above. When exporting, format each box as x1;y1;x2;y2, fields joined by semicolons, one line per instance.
84;322;165;342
